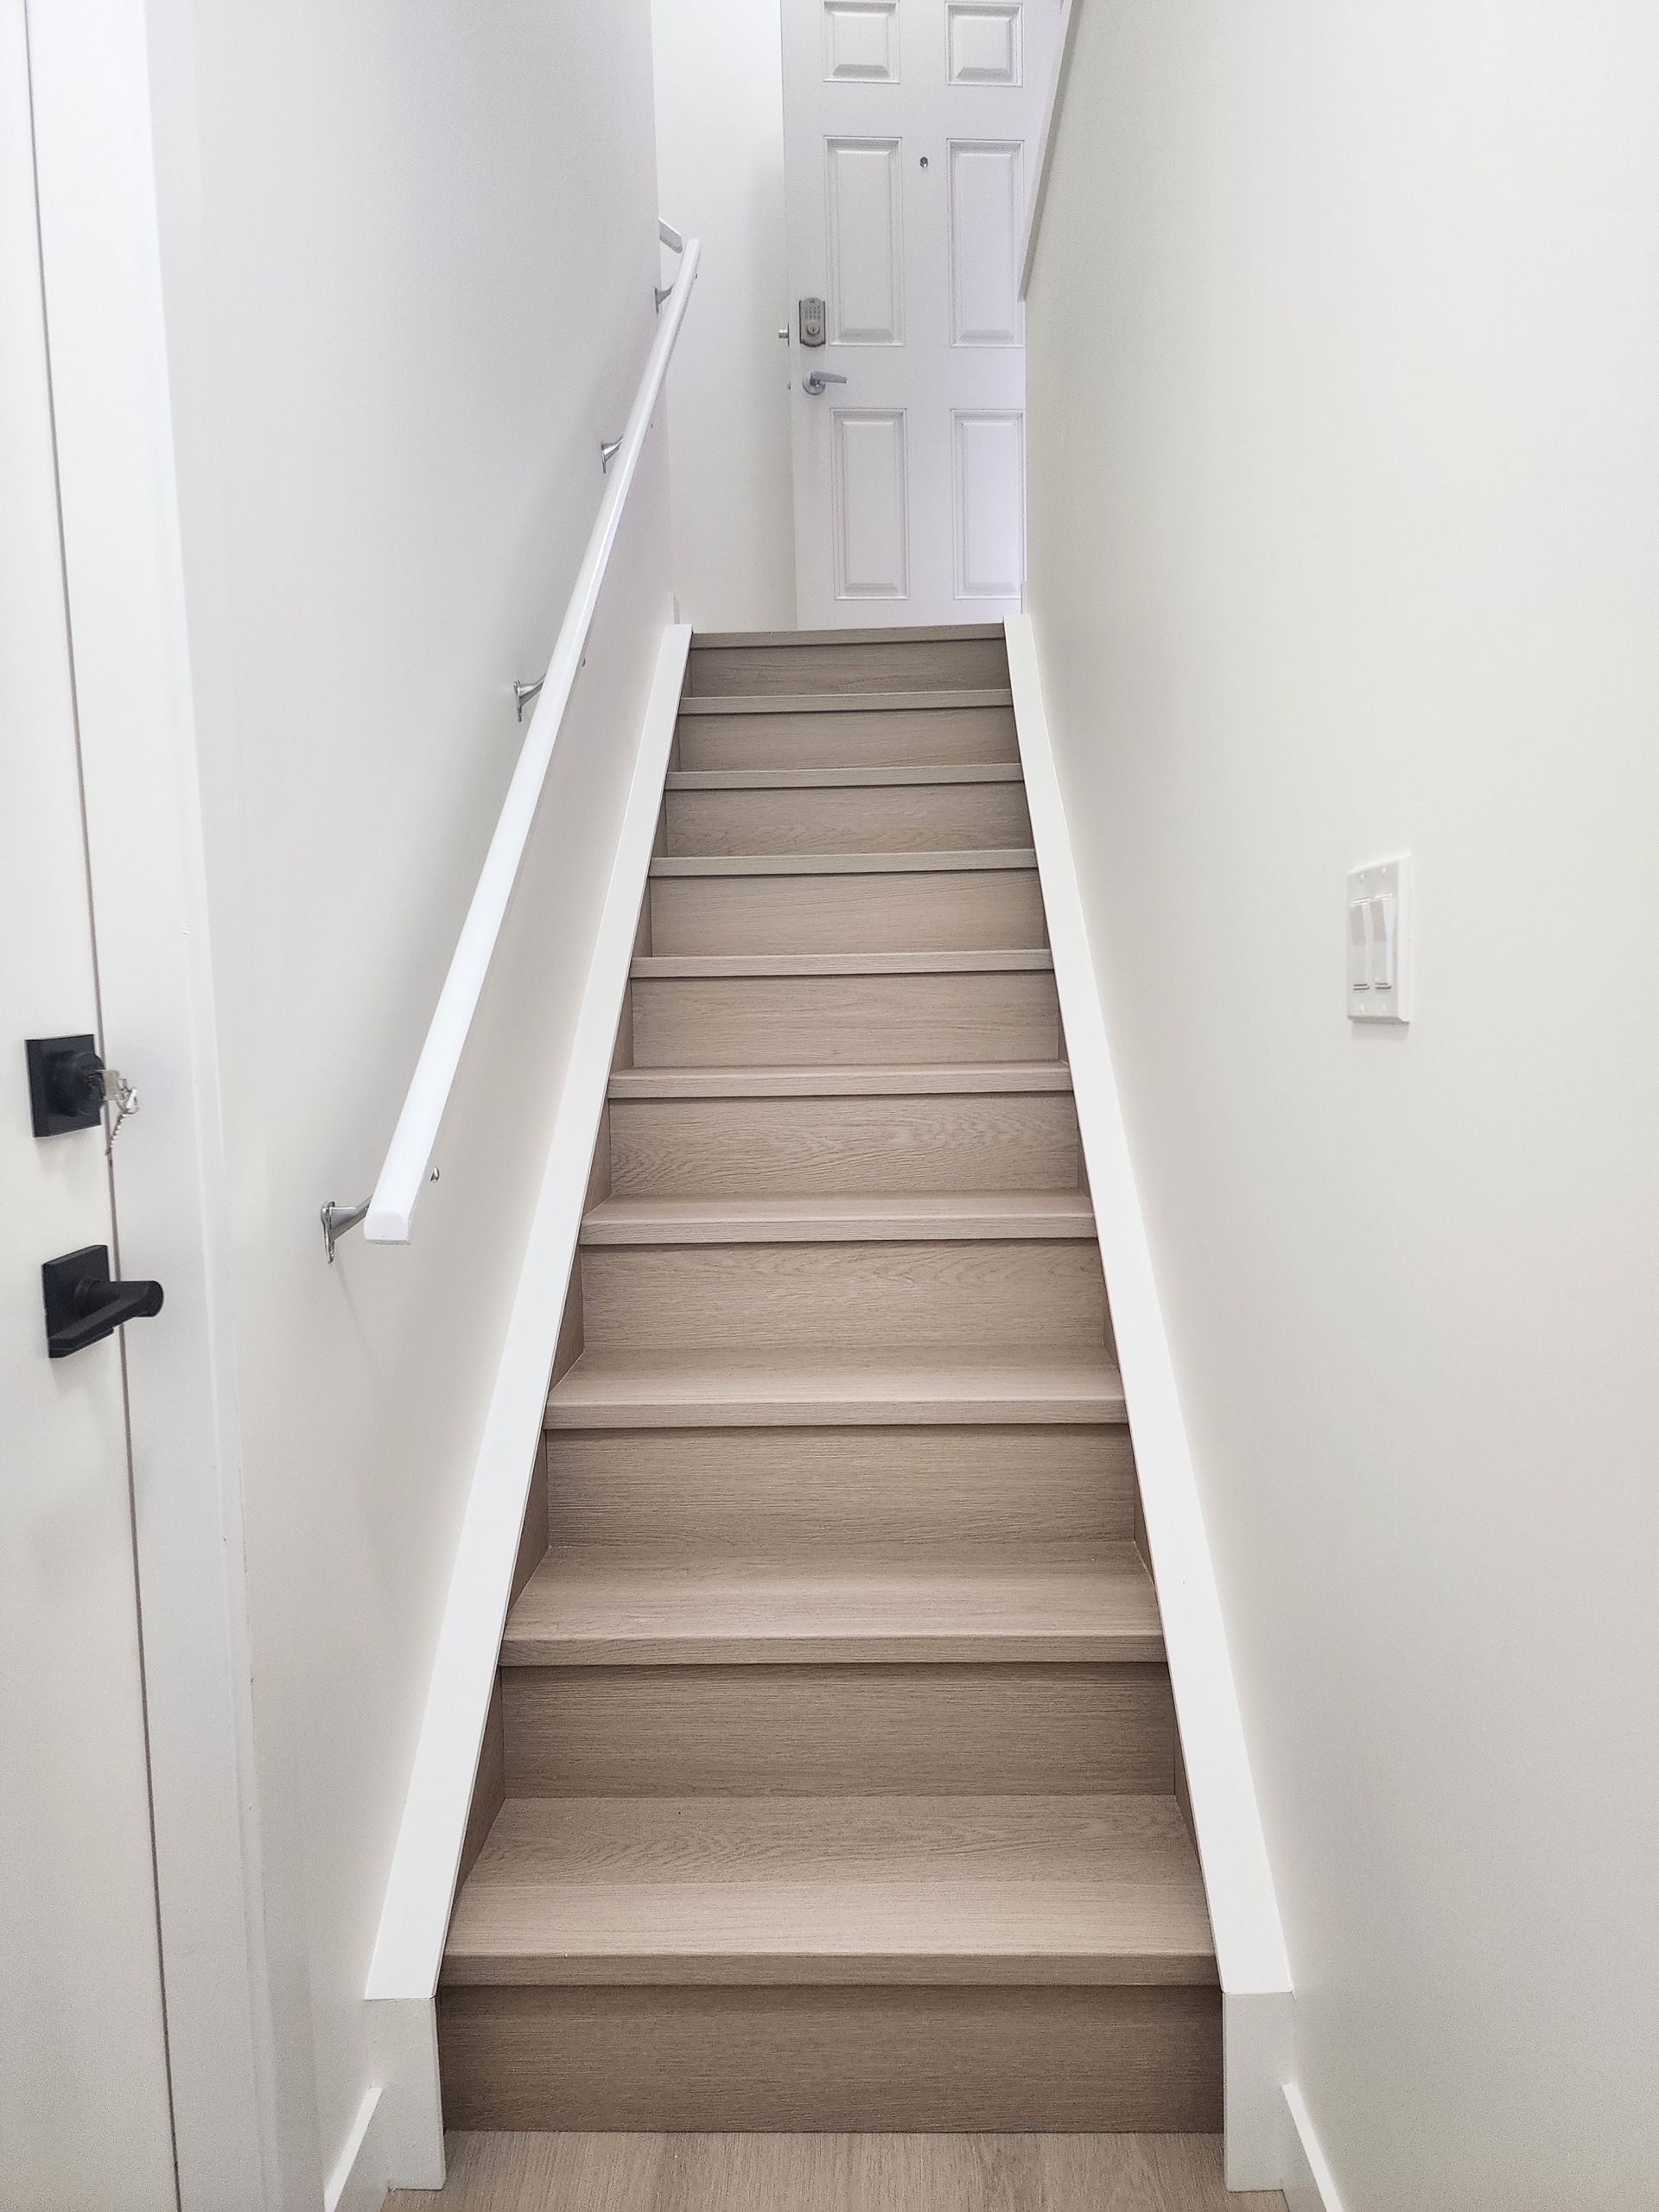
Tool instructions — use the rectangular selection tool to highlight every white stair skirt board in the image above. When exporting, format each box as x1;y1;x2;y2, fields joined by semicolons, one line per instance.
322;2084;385;2212
1281;2082;1348;2212
1007;613;1294;2191
364;625;692;2190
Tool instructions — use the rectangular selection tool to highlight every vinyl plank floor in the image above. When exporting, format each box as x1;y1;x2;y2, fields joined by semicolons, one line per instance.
394;2130;1287;2210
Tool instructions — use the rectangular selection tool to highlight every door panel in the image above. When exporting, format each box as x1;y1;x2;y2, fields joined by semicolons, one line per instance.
0;3;178;2202
826;137;905;343
834;410;912;599
824;3;899;82
953;409;1026;600
785;0;1060;626
948;138;1024;346
946;3;1024;85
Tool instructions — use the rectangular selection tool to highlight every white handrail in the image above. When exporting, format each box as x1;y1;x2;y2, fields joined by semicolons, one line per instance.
1018;0;1081;302
329;224;698;1249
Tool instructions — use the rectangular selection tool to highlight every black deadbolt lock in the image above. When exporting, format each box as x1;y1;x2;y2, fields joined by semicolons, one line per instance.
42;1245;164;1360
26;1034;106;1136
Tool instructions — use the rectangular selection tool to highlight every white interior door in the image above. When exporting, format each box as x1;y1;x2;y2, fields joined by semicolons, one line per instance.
0;5;178;2202
782;0;1059;628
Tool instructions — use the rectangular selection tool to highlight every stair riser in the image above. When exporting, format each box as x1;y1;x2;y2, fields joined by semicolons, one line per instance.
501;1663;1174;1796
678;705;1017;773
580;1241;1109;1357
687;637;1010;698
546;1427;1137;1556
609;1091;1082;1197
438;1982;1220;2132
649;869;1046;957
665;783;1033;855
631;971;1061;1066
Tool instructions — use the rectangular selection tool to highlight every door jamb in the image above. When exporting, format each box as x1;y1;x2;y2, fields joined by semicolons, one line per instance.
23;6;318;2204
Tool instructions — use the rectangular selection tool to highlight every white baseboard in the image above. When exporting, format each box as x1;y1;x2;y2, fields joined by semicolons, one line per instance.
1281;2082;1345;2212
1224;1989;1294;2191
323;2085;385;2212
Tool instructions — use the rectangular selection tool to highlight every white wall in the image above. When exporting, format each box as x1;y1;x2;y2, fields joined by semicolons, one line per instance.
1024;8;1659;2210
651;0;796;631
143;2;670;2194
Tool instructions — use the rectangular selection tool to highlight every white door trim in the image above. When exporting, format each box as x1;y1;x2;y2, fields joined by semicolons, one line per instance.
24;7;317;2205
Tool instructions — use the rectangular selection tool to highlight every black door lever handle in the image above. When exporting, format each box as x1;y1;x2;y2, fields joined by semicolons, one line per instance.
42;1245;164;1360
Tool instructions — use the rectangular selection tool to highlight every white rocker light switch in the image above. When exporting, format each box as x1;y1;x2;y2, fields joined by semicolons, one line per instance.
1346;857;1413;1022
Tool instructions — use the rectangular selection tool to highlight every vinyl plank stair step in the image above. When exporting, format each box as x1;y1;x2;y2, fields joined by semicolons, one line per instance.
631;949;1054;978
684;628;1008;700
677;688;1014;717
665;764;1026;790
691;622;1010;648
441;1793;1214;1987
649;849;1037;878
499;1547;1162;1667
580;1192;1096;1246
607;1061;1072;1098
545;1349;1128;1429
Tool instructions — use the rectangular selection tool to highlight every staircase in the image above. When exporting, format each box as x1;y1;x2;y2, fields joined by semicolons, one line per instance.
436;622;1220;2133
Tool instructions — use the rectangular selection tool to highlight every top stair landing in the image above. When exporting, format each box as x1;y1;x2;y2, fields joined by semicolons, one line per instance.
677;625;1017;776
684;622;1011;700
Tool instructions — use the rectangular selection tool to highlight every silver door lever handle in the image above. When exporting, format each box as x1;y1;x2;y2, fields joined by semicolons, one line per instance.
803;370;847;396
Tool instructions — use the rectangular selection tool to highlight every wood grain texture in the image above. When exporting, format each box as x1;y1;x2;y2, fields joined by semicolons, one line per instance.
435;1983;1218;2132
395;2130;1284;2211
580;1192;1095;1243
632;948;1054;975
649;868;1046;958
665;781;1033;855
607;1060;1074;1096
686;636;1010;698
577;1239;1109;1357
677;702;1016;772
677;688;1014;716
543;1427;1137;1556
442;1795;1212;1986
630;969;1061;1068
692;623;1008;648
607;1090;1082;1197
666;760;1026;786
500;1662;1175;1797
649;849;1038;876
543;1350;1128;1429
499;1547;1162;1666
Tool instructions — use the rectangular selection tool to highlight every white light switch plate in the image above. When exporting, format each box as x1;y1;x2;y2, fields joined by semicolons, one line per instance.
1346;855;1413;1022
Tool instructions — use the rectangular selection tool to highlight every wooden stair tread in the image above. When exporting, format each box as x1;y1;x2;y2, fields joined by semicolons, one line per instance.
666;764;1025;791
442;1794;1213;1987
545;1348;1127;1429
607;1060;1071;1098
580;1192;1095;1246
501;1546;1161;1666
690;623;1008;648
677;688;1014;717
650;849;1037;878
632;949;1053;978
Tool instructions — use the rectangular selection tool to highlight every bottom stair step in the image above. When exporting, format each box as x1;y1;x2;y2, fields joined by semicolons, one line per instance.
437;1980;1222;2133
437;1794;1221;2132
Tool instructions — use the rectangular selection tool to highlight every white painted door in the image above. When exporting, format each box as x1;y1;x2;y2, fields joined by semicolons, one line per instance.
782;0;1059;628
0;5;179;2202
